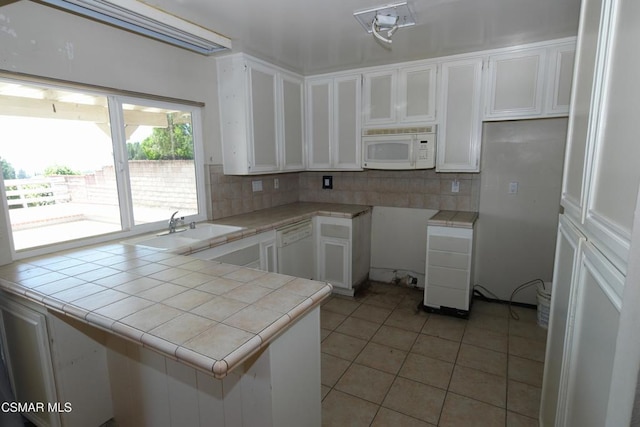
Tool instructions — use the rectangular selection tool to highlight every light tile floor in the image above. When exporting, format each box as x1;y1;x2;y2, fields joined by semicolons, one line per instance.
320;282;547;427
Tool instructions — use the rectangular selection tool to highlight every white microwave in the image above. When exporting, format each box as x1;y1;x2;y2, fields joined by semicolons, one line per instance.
362;126;437;170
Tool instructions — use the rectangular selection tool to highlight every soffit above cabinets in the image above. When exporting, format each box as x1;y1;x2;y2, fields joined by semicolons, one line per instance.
141;0;581;75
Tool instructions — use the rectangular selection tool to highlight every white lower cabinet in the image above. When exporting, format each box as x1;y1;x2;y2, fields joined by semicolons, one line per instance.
314;212;371;296
562;242;624;426
0;284;322;427
424;225;475;314
0;291;113;427
539;215;585;426
0;294;59;427
190;230;277;272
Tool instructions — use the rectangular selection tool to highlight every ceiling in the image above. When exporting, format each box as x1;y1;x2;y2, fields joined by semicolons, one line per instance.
144;0;582;75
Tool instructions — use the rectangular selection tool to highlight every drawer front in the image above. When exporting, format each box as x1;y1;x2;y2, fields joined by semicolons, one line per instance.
427;266;469;290
428;251;469;269
320;224;350;239
429;235;470;253
424;285;469;311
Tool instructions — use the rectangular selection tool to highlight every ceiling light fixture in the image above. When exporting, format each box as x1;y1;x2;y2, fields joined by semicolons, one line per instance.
372;14;399;44
354;2;416;45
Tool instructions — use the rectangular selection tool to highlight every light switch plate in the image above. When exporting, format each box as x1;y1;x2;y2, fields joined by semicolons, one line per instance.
274;178;279;189
451;180;460;193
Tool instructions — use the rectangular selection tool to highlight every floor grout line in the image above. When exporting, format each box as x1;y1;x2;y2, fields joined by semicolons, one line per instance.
321;283;545;426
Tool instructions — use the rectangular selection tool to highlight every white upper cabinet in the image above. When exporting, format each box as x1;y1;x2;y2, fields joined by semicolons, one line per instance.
281;74;305;171
363;71;396;125
485;47;547;119
306;74;361;170
437;58;484;172
363;63;437;127
399;64;437;123
546;42;576;116
217;53;304;175
485;40;576;120
248;62;279;172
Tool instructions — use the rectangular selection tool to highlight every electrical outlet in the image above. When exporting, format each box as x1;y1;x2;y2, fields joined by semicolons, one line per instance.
509;181;519;194
252;180;263;192
451;179;460;193
322;175;333;189
274;178;279;189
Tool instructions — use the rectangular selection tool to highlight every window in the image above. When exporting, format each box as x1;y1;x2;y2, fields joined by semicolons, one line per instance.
0;78;206;256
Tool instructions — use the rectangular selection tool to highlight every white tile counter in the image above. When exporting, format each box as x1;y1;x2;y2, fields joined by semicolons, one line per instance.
0;203;370;379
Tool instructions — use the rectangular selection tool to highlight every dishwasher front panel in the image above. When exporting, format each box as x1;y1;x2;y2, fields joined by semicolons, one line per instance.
277;221;314;280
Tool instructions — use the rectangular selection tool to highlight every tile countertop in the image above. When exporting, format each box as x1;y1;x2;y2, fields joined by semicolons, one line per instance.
149;202;372;256
209;202;371;243
0;202;370;379
427;210;478;228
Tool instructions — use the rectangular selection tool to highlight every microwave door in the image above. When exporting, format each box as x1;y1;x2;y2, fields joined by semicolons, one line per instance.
410;135;416;168
363;135;413;169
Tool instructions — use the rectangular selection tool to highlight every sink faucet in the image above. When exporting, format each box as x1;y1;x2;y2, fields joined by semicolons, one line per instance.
168;211;183;233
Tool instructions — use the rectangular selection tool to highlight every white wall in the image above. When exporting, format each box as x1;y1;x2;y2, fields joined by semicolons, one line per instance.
0;1;226;264
475;118;568;304
370;206;438;287
0;1;222;163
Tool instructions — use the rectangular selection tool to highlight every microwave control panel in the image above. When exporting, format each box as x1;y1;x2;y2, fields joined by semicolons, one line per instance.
415;134;436;169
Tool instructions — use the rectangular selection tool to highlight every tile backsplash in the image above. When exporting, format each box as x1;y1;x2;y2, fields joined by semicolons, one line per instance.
208;165;480;220
208;165;299;219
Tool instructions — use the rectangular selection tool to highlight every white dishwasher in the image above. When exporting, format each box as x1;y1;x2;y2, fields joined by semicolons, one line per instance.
277;220;314;280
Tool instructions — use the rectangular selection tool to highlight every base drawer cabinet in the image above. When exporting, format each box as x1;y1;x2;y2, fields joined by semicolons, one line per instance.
424;224;475;314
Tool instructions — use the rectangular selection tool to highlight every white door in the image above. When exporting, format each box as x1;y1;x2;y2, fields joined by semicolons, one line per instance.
539;215;585;427
363;70;396;126
248;63;279;172
485;48;546;119
306;79;332;169
398;64;437;123
0;297;59;427
318;237;349;290
281;74;305;171
542;0;640;424
563;243;624;426
334;76;361;170
545;43;576;116
437;58;483;172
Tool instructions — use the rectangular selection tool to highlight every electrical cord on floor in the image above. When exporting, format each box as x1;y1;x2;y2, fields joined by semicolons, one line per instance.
473;284;501;300
508;279;545;320
473;279;545;319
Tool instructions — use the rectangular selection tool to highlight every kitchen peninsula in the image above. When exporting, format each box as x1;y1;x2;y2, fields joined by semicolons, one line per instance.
0;202;370;427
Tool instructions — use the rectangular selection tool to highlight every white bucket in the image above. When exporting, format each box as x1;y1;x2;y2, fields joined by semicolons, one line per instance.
536;282;552;329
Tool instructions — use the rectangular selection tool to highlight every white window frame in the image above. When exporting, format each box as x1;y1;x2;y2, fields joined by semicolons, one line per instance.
0;77;207;261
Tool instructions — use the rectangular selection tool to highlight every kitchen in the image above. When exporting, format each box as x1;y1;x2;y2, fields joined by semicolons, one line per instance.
0;0;639;426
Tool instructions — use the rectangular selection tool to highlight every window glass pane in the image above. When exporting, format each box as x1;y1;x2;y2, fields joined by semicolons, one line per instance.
123;103;199;225
0;82;122;250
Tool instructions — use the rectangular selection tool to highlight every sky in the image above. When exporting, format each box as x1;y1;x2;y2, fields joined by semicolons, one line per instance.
0;116;151;177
